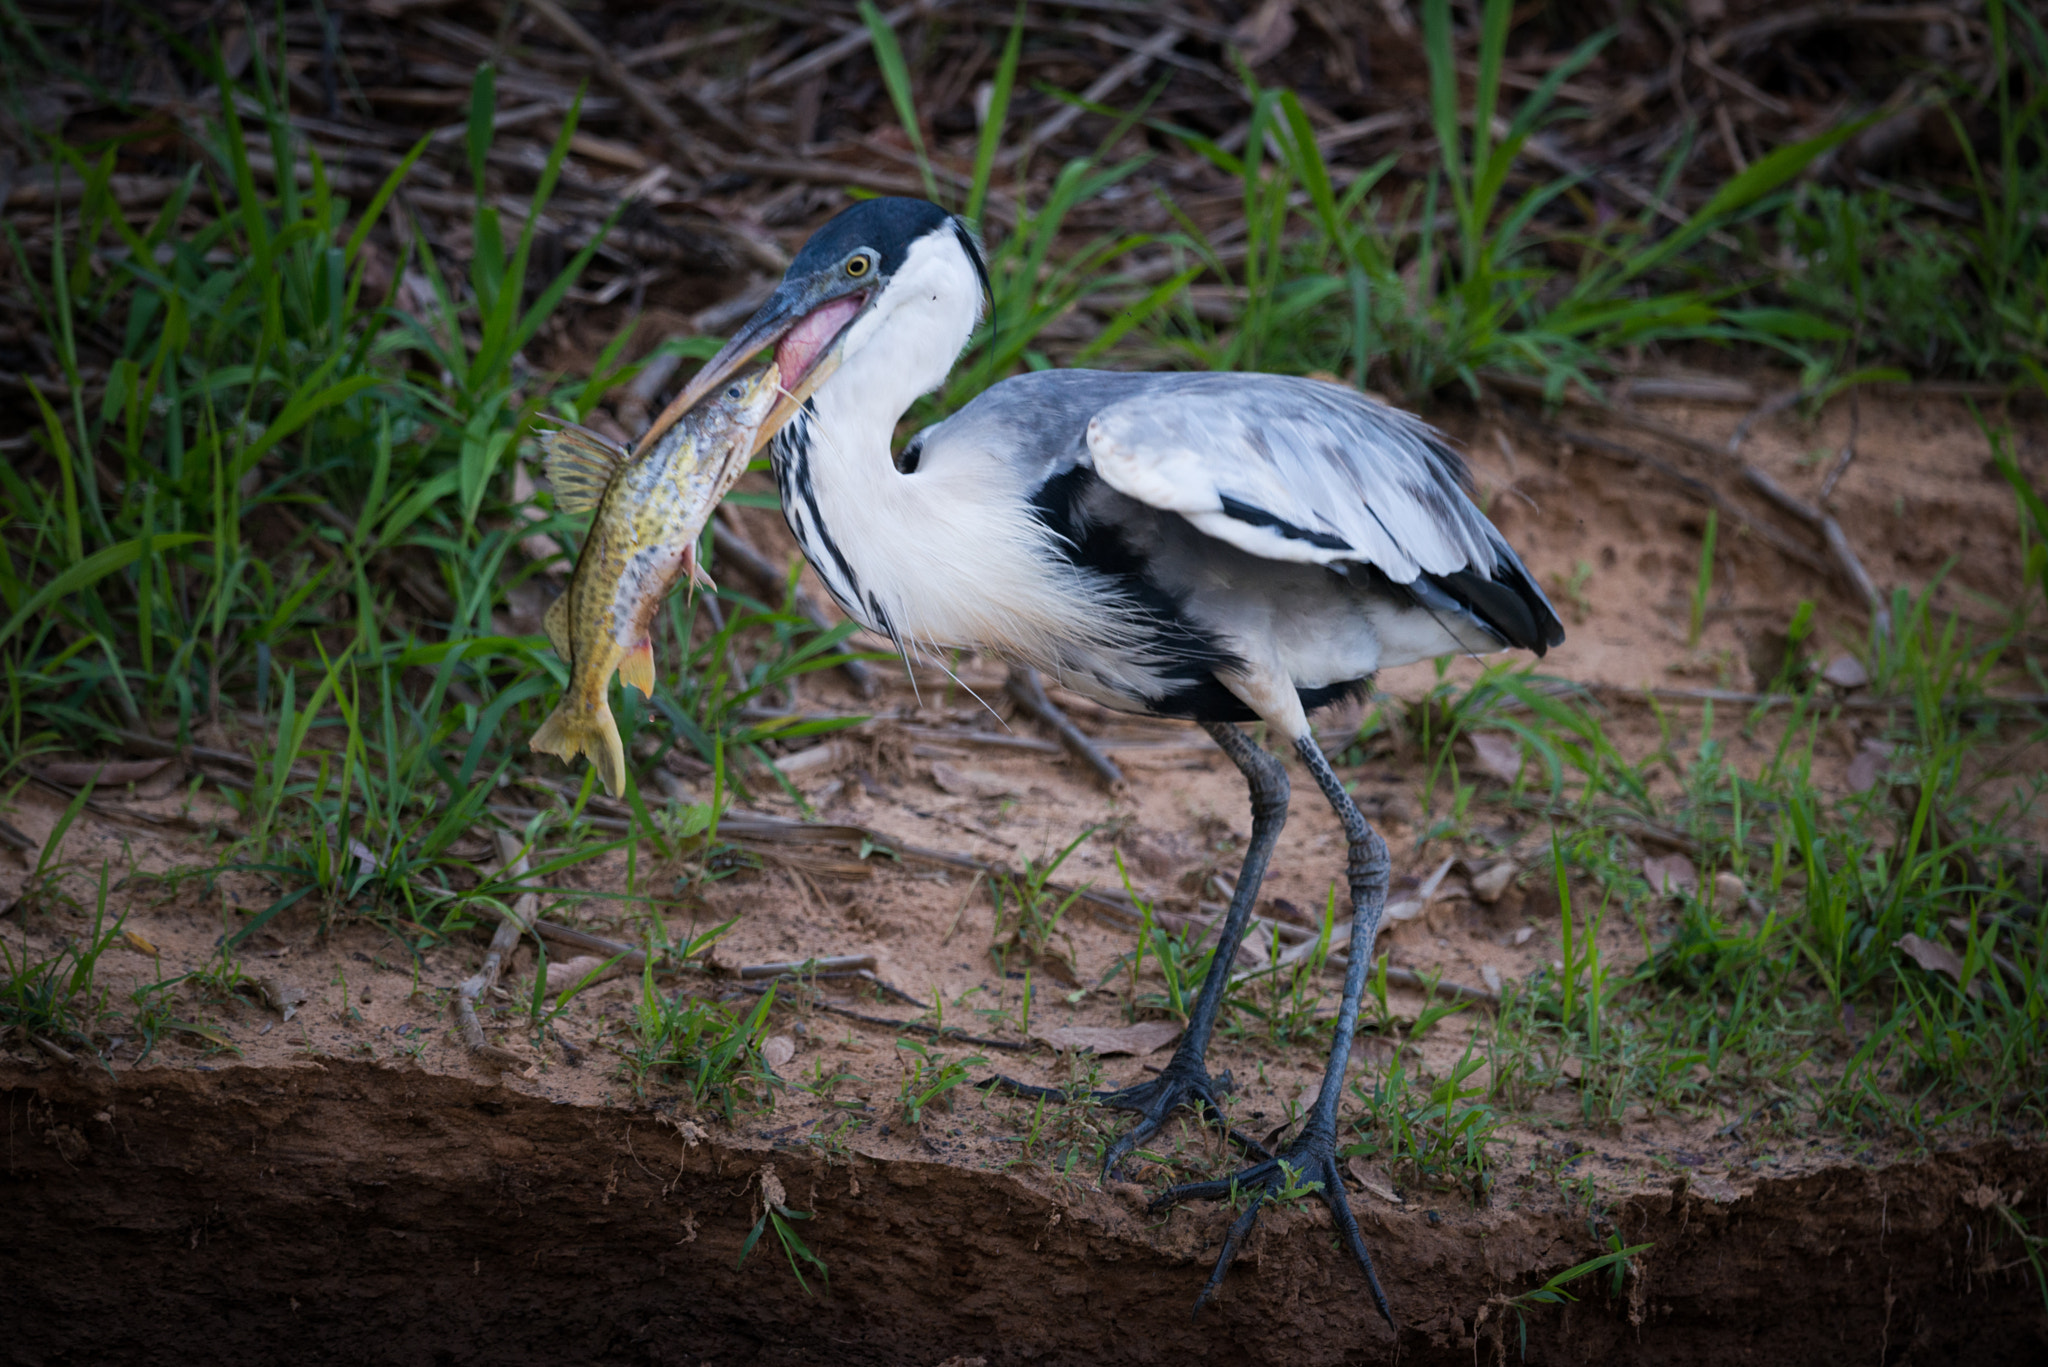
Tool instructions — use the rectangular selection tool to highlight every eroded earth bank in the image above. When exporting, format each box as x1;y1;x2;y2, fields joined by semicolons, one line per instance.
5;1059;2044;1365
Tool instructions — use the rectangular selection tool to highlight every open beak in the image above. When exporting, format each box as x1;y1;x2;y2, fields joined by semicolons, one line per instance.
633;278;870;459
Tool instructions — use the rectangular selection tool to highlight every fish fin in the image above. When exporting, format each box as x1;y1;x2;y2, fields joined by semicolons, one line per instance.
538;424;629;514
682;543;718;599
529;692;627;797
617;639;656;697
542;593;573;659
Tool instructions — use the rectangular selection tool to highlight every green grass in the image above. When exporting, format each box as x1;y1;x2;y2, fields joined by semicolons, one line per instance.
1460;578;2048;1145
1;2;2044;1200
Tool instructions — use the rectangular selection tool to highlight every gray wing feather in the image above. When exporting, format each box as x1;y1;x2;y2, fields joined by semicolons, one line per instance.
1081;374;1500;582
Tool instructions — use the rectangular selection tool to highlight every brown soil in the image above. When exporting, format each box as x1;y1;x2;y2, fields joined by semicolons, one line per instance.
5;383;2047;1364
5;1061;2045;1366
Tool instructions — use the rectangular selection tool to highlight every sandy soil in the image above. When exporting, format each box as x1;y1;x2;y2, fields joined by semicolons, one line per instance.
4;379;2046;1363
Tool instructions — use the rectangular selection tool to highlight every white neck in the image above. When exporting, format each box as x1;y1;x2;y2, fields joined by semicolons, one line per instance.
814;227;981;447
774;230;1138;674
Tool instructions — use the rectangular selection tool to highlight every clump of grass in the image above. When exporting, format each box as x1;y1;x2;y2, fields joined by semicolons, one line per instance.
1481;1237;1654;1361
736;1163;829;1296
0;862;122;1063
1344;1039;1501;1198
0;43;868;962
895;1036;984;1128
1463;566;2047;1143
1141;0;1869;400
629;971;780;1121
987;828;1093;982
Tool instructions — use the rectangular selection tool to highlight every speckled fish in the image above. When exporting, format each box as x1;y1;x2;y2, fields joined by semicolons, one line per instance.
529;363;781;795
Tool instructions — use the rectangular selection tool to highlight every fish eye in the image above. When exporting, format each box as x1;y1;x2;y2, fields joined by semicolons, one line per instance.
725;383;744;399
845;255;870;278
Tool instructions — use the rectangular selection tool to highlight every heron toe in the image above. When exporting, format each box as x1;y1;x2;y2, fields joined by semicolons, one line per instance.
1152;1122;1395;1328
1093;1049;1254;1181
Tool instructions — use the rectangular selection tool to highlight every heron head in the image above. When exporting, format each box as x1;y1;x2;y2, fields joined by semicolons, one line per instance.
637;197;989;458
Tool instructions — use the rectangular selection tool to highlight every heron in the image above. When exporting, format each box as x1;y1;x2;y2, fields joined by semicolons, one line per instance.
641;198;1563;1323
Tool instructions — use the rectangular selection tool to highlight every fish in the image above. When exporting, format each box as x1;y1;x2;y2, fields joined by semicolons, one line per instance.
529;363;782;795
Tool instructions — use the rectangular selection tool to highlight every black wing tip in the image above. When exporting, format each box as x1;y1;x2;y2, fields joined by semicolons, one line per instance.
1435;566;1565;658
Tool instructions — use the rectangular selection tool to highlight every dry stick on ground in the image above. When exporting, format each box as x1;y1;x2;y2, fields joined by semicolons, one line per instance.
454;831;539;1069
746;0;941;97
712;514;877;696
520;0;728;174
1817;383;1861;502
1720;390;1892;634
1004;667;1125;790
1513;414;1832;573
1002;24;1187;166
1741;465;1892;635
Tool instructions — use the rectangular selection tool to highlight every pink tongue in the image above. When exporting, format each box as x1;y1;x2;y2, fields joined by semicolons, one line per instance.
774;295;865;382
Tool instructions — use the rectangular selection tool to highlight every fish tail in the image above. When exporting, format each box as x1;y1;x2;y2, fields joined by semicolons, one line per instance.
529;690;628;797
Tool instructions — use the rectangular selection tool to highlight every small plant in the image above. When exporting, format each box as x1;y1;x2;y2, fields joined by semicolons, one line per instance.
629;971;780;1120
1345;1041;1500;1194
0;862;122;1061
1224;889;1337;1047
896;1037;985;1128
1481;1239;1654;1360
736;1165;829;1296
1687;510;1718;649
988;828;1093;981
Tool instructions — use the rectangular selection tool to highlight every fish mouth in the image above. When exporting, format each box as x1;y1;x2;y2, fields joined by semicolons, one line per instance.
633;285;872;460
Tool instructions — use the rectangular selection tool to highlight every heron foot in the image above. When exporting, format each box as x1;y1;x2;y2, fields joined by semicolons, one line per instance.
982;1049;1269;1182
1152;1125;1395;1327
1093;1052;1264;1182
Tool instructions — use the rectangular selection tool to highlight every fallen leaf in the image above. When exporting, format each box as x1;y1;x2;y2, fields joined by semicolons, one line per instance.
1642;853;1699;898
1466;732;1522;784
1345;1156;1404;1205
249;974;308;1022
1386;856;1456;921
761;1034;796;1070
929;760;1020;800
1480;964;1504;994
121;929;160;956
38;757;171;786
1895;933;1972;993
1821;654;1870;690
1511;925;1536;946
1231;0;1297;66
1030;1021;1181;1057
1470;860;1518;903
1847;739;1891;794
545;954;627;993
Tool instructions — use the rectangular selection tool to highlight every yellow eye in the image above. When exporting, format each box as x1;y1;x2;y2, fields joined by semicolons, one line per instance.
846;256;870;277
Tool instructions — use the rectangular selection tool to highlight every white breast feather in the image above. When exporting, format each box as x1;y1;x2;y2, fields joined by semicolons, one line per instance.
795;232;1153;684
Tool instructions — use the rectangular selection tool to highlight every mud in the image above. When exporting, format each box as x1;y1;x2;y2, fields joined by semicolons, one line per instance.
4;1060;2044;1366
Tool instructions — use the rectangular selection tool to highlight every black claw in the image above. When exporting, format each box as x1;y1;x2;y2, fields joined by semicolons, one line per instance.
1093;1059;1230;1180
1154;1135;1396;1329
978;1074;1074;1104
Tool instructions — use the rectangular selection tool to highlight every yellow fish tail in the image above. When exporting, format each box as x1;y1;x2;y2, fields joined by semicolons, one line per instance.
529;691;628;797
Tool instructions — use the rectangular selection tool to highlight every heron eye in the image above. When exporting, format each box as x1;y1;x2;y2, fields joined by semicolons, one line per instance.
845;256;870;277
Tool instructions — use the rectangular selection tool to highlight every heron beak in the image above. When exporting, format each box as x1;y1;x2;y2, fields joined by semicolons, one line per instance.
632;278;869;459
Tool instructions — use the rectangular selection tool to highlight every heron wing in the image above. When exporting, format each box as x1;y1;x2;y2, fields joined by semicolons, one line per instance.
1082;373;1563;653
1084;375;1495;577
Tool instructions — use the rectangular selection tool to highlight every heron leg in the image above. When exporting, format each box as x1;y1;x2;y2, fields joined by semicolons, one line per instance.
1148;732;1396;1329
1088;721;1289;1176
981;721;1288;1176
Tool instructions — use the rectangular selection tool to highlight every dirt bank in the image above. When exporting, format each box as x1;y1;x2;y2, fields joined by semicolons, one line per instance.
4;1059;2043;1366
